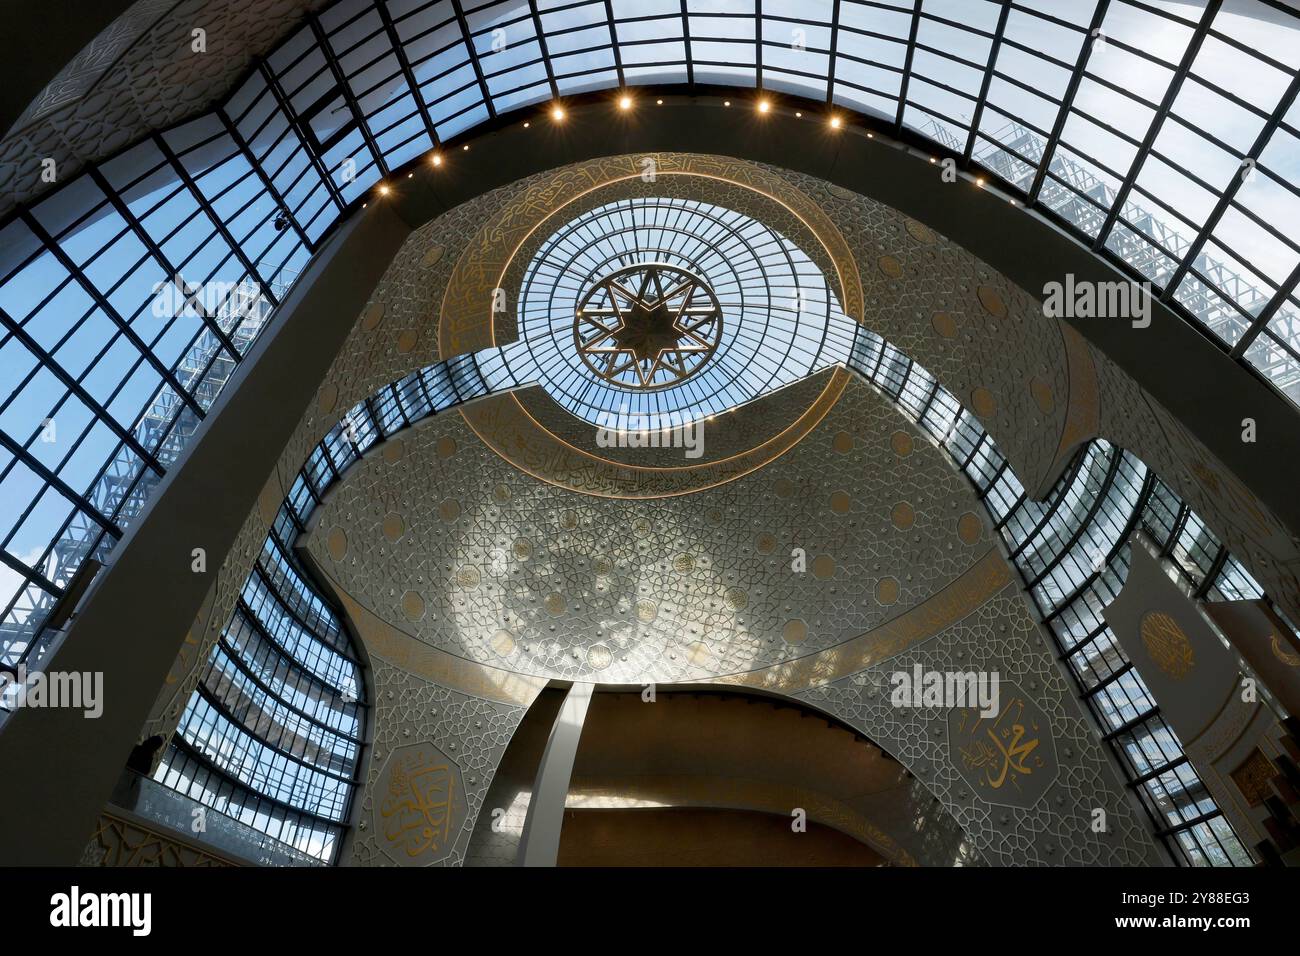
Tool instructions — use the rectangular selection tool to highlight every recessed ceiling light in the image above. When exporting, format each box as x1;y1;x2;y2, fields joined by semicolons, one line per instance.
431;153;442;166
757;99;770;113
551;104;566;121
619;95;632;110
829;115;842;129
378;184;390;196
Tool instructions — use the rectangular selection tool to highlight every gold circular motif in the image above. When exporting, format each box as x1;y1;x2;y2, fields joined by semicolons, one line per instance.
931;312;958;339
401;590;425;622
381;439;405;464
878;255;904;278
593;555;614;576
1140;611;1196;680
455;565;481;589
755;532;777;554
774;478;796;498
437;499;461;522
360;302;385;331
436;436;457;458
724;587;749;611
891;501;916;531
876;577;900;606
490;630;516;656
890;430;914;458
513;538;533;560
560;510;579;530
957;512;983;545
422;244;446;267
1030;377;1055;415
396;330;418;353
812;554;836;579
492;484;511;503
830;491;851;515
631;517;653;538
636;599;658;623
326;527;348;561
544;592;566;616
905;219;936;244
317;383;338;415
971;387;997;419
673;553;696;574
782;619;808;645
976;285;1007;318
382;513;405;542
832;431;855;454
587;645;612;670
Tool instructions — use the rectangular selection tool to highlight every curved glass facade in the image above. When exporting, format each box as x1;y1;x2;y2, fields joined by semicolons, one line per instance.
844;334;1265;866
153;349;527;863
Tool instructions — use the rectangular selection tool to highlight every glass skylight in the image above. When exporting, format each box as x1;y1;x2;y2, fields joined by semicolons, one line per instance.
508;196;859;429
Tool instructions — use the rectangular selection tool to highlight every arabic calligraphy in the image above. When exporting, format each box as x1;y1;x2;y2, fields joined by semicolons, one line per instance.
949;684;1058;808
373;743;465;865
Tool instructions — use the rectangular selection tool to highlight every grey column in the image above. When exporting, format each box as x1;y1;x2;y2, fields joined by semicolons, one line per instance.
516;682;595;867
0;206;411;865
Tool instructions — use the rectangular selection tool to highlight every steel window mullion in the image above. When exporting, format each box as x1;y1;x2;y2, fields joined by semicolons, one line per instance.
589;2;622;88
825;0;841;107
0;308;167;476
19;211;208;421
214;633;362;746
1228;256;1300;359
0;429;123;538
1091;0;1222;253
1023;449;1123;590
84;166;245;365
525;0;561;101
168;734;348;828
449;0;497;121
375;0;441;151
962;1;1012;166
258;62;347;212
1160;76;1300;303
894;0;922;134
307;14;390;180
1081;659;1135;699
0;541;63;599
1006;449;1091;560
150;133;283;307
1028;0;1111;204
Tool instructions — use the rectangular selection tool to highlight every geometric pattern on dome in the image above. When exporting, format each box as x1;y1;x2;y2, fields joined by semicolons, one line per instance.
510;197;859;430
574;262;722;390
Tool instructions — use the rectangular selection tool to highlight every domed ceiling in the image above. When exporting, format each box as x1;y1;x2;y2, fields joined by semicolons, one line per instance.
141;151;1289;868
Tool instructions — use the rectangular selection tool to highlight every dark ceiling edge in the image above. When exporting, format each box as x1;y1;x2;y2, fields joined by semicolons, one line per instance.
373;94;1298;541
0;0;140;137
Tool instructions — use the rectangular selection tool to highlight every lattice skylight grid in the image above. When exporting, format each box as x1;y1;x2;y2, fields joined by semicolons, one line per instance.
508;196;860;429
